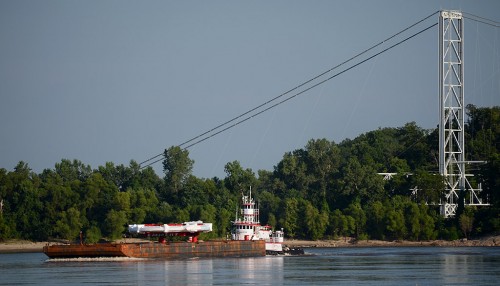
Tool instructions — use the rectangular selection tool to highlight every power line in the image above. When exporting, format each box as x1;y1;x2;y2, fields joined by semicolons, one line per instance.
463;12;500;28
139;11;439;168
184;23;438;149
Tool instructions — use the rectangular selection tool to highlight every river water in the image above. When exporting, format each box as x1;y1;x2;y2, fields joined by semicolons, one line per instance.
1;247;499;285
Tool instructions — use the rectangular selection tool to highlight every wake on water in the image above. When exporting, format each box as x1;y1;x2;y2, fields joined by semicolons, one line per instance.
46;257;148;262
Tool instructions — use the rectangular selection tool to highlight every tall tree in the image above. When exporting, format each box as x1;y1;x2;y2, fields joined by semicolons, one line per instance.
53;207;83;241
410;169;445;204
273;151;308;196
337;157;384;206
396;122;434;170
365;200;386;239
162;146;194;201
304;139;340;209
223;161;256;193
459;207;475;239
344;200;366;239
405;201;421;240
8;162;46;240
55;159;92;183
104;209;128;240
418;203;436;240
384;197;407;240
300;199;328;240
279;197;299;239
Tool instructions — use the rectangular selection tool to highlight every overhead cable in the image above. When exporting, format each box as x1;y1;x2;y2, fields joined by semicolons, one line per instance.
139;12;439;169
463;12;500;28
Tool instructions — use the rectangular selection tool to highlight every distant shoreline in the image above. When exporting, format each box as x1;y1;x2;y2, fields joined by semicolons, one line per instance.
0;241;48;254
283;236;500;248
1;236;498;254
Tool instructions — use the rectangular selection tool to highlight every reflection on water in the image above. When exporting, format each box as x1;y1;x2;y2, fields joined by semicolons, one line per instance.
159;259;213;285
297;247;500;285
236;256;284;283
441;250;488;285
47;256;146;262
138;256;284;285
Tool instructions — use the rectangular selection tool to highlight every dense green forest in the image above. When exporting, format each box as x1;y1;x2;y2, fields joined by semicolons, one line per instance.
0;105;498;243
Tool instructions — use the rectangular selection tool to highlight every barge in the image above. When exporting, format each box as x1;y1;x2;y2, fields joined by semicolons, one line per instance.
43;239;265;259
44;189;302;259
44;220;266;259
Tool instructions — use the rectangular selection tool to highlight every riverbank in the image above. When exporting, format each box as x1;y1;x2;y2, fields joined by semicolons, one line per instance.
0;240;48;253
284;235;500;248
1;236;499;254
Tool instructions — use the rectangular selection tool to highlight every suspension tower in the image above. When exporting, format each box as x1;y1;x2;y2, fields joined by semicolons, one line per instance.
438;10;487;217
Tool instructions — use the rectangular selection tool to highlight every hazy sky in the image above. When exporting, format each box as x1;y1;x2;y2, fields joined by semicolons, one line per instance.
1;0;499;179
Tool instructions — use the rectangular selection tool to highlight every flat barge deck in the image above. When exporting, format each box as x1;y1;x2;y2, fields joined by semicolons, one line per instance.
43;240;266;259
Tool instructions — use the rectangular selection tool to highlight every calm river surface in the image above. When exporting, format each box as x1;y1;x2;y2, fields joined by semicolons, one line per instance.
1;247;499;285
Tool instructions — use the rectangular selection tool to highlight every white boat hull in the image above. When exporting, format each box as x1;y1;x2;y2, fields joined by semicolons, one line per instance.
265;243;283;253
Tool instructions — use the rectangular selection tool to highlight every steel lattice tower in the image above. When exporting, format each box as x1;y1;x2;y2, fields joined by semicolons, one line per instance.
438;10;487;217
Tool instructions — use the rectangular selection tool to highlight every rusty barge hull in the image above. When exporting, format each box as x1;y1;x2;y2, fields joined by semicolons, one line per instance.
43;240;266;259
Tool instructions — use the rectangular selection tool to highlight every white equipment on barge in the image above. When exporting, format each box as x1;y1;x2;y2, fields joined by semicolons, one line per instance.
129;221;212;235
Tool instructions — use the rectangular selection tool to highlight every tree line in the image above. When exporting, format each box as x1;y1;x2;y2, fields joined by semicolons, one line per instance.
0;105;498;242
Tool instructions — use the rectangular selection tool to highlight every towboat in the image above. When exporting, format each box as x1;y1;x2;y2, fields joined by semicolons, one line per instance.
231;188;303;255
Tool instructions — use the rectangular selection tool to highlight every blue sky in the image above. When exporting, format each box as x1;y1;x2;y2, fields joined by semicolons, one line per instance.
1;0;499;179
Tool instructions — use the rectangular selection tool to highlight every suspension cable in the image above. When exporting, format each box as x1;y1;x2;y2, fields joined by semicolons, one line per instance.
140;13;439;169
463;12;500;28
